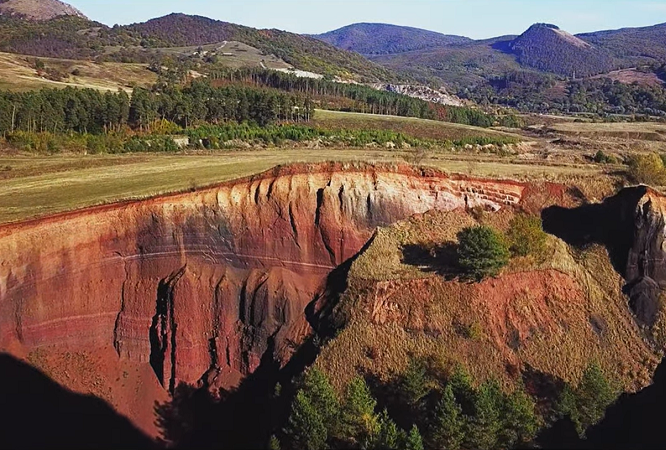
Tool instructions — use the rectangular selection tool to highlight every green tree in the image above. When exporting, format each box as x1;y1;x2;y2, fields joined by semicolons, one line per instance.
405;425;424;450
340;376;380;448
302;367;340;428
575;363;616;435
448;365;475;413
400;358;429;410
457;226;510;281
373;409;403;450
555;362;616;436
499;388;540;448
268;434;281;450
430;385;465;450
284;391;327;450
506;214;548;258
465;381;501;450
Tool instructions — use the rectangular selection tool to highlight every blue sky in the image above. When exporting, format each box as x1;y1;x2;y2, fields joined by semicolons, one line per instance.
66;0;666;39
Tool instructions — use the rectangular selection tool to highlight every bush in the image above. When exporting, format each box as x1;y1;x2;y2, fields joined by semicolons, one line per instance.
506;214;548;258
593;150;618;164
627;153;666;185
457;226;510;281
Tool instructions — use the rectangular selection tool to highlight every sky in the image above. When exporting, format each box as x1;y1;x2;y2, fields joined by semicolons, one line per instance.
66;0;666;39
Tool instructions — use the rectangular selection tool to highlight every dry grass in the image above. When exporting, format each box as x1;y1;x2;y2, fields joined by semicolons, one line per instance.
316;209;658;394
0;148;612;225
313;109;523;141
0;52;157;92
550;121;666;142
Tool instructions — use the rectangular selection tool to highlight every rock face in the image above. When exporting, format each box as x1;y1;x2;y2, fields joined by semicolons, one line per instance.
0;163;525;399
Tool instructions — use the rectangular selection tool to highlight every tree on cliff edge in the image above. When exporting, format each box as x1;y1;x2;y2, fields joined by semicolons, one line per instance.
457;226;510;281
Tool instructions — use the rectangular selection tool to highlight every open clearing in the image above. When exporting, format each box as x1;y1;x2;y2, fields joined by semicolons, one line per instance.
0;52;157;92
313;109;522;141
0;149;606;224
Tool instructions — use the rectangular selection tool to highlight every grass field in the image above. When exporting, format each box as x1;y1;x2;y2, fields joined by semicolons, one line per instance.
313;110;522;141
0;148;607;224
0;52;157;92
550;121;666;141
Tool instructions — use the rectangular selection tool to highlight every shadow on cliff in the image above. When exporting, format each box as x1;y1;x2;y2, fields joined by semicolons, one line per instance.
541;186;647;276
0;353;155;450
401;242;460;278
154;336;321;449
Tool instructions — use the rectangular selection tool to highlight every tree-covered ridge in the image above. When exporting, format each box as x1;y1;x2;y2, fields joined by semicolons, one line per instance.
0;13;398;82
314;23;471;56
579;22;666;65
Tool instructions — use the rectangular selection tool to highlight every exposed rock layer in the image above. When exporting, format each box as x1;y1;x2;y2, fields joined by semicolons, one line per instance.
0;163;525;396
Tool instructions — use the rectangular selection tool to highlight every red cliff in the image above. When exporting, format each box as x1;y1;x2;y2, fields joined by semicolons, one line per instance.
0;162;526;432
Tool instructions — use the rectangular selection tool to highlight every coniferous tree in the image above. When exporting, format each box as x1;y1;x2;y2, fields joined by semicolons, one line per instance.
340;376;380;448
373;409;403;450
430;385;465;450
405;425;424;450
499;388;540;448
465;381;501;450
284;391;327;450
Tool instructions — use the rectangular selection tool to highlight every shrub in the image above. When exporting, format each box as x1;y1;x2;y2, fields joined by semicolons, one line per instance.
593;150;618;164
457;226;510;281
506;214;548;258
627;153;666;185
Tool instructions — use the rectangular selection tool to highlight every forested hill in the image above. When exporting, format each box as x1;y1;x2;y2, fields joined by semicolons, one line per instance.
119;14;397;81
314;23;472;55
0;13;398;82
508;23;616;77
579;22;666;64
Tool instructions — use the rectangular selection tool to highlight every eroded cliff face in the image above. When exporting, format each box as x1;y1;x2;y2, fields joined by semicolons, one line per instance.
0;163;525;407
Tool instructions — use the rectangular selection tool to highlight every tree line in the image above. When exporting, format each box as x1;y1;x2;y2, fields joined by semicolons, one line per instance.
277;360;617;450
210;68;518;128
0;81;314;135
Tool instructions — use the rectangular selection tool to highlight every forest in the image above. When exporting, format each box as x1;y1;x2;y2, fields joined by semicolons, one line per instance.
459;70;666;117
154;359;617;450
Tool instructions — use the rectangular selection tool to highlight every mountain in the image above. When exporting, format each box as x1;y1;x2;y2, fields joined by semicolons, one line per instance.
313;23;471;55
508;23;616;77
368;22;666;89
0;0;87;21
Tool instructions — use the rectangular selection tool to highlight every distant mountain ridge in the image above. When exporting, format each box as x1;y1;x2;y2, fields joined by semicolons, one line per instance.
0;0;86;20
313;23;471;55
360;21;666;88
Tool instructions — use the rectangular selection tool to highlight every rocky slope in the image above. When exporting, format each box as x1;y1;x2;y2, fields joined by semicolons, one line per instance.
0;162;524;433
0;0;87;20
315;183;666;399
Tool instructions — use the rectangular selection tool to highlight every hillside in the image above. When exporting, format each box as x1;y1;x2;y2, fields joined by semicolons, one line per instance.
579;22;666;64
314;23;471;55
0;12;398;82
371;36;522;88
0;0;86;20
509;23;616;77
